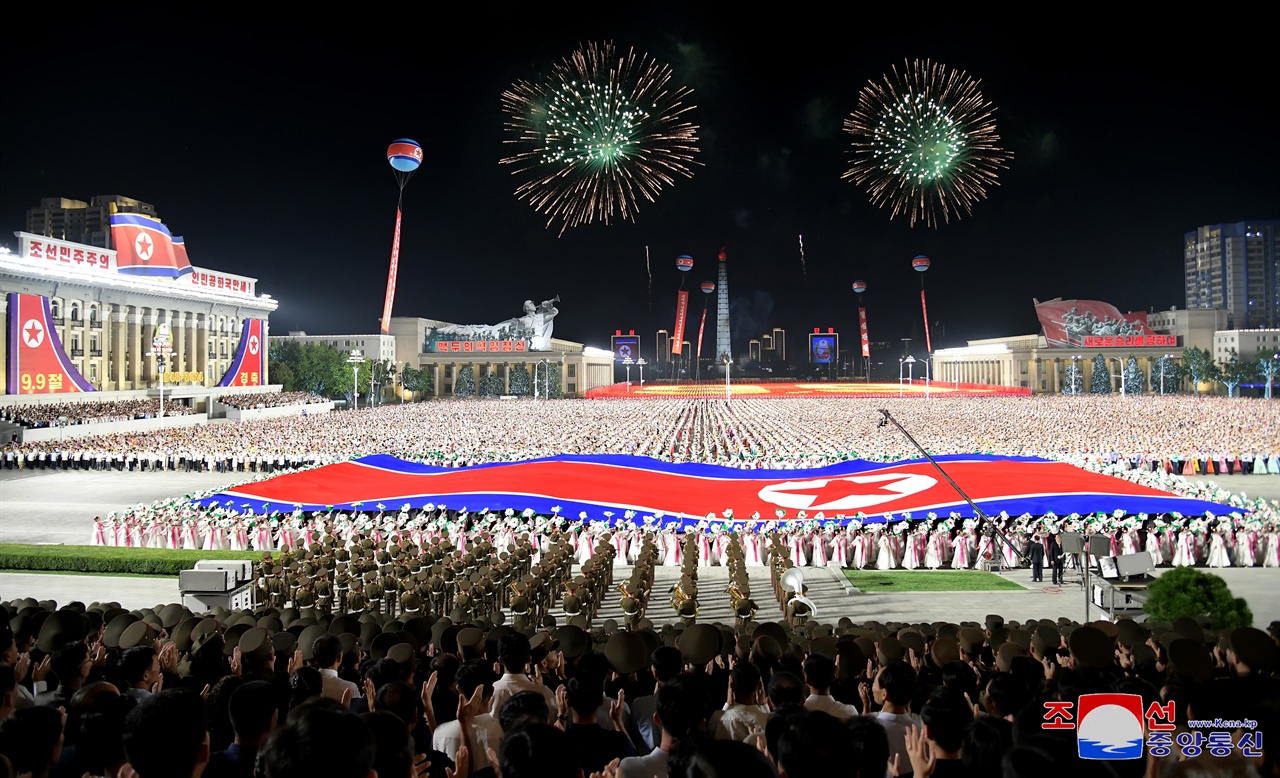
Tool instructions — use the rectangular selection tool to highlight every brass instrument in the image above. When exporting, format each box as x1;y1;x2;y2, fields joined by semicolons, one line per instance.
669;584;689;612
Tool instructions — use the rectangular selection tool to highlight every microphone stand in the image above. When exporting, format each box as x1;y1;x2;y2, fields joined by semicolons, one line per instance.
876;409;1025;570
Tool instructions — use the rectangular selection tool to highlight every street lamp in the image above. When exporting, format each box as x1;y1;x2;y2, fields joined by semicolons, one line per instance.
1069;355;1082;395
637;358;647;388
1159;353;1174;396
346;349;365;410
899;355;917;397
622;356;634;388
1111;357;1126;399
148;323;173;418
721;354;731;400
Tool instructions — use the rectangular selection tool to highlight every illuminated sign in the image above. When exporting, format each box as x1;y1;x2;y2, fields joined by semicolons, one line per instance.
611;336;639;362
1082;335;1179;348
434;340;527;353
14;232;256;297
809;331;838;364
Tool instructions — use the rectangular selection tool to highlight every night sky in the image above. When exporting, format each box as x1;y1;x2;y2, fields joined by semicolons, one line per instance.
4;12;1276;362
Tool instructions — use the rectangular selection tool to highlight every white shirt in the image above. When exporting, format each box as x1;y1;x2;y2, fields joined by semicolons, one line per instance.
709;703;770;741
320;668;359;703
433;713;503;772
874;710;922;769
619;745;669;778
489;672;556;720
804;693;859;720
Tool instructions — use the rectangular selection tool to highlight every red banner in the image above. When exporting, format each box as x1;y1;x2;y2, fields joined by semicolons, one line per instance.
695;308;707;360
1035;299;1150;348
380;208;402;335
6;293;94;394
217;319;266;388
671;290;689;355
859;307;870;358
921;290;933;354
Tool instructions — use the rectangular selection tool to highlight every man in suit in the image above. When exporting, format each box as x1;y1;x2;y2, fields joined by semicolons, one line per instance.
1028;532;1046;582
1047;531;1065;586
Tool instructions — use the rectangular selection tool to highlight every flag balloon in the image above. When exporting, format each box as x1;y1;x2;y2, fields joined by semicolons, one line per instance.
912;255;931;272
701;282;715;294
676;255;694;272
852;280;867;294
387;139;424;173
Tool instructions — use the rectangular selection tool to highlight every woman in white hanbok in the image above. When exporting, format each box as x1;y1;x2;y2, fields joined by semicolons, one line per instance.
925;529;946;570
1206;528;1232;568
876;534;896;570
951;531;972;569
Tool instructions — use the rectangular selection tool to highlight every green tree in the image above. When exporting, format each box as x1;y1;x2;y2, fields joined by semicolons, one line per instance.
1062;359;1084;395
1089;354;1112;394
1123;354;1146;395
1144;566;1253;630
1217;349;1254;398
1259;354;1280;400
269;360;297;391
333;353;372;406
479;372;504;397
402;363;433;399
1152;355;1183;395
508;363;531;397
368;359;395;405
533;361;562;398
454;365;476;398
1182;346;1218;388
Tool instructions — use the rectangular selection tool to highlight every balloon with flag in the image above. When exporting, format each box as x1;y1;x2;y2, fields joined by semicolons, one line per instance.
676;255;694;273
671;254;693;358
851;280;867;294
381;138;424;335
912;255;931;272
701;282;715;295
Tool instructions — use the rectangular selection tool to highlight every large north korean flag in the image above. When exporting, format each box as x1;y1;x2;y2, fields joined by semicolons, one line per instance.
195;453;1226;525
218;319;266;388
7;293;94;394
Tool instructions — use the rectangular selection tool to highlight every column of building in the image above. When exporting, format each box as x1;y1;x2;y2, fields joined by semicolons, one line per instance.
195;313;208;384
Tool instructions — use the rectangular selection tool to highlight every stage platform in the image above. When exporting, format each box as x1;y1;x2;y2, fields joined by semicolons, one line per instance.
586;381;1030;399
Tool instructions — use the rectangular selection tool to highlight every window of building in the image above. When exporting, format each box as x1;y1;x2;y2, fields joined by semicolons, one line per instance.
51;300;61;319
70;304;80;322
568;383;576;393
568;364;577;378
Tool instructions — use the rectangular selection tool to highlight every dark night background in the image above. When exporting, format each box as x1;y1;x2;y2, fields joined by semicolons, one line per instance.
3;11;1277;364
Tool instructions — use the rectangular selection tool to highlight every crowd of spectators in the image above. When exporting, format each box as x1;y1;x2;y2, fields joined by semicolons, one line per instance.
1;594;1277;778
217;392;328;411
0;399;196;428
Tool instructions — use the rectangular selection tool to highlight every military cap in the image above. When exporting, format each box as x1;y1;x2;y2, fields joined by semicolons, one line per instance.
930;637;960;667
897;629;926;659
605;632;648;676
1173;616;1205;644
996;642;1027;672
298;625;329;661
1168;638;1213;682
1032;625;1061;658
985;614;1005;631
529;632;556;664
958;627;986;658
37;609;87;654
1229;627;1277;673
103;613;140;649
552;625;591;660
1068;626;1113;669
118;620;155;651
238;627;273;662
877;636;905;665
457;628;485;660
679;624;721;666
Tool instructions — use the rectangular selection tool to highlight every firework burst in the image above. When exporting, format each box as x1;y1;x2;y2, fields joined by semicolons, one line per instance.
843;59;1012;228
501;41;700;234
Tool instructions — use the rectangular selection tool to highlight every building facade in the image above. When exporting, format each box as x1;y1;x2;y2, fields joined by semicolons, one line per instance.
1213;329;1280;363
387;316;613;398
271;331;397;363
1;232;275;397
24;195;159;249
933;307;1226;394
1184;220;1279;329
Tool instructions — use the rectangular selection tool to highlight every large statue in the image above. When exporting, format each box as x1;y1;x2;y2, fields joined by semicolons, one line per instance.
426;296;559;352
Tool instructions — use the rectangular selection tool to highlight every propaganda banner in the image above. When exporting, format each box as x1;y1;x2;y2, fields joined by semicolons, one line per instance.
695;309;707;360
670;290;689;355
859;307;870;358
1035;299;1150;348
6;293;95;394
217;318;266;388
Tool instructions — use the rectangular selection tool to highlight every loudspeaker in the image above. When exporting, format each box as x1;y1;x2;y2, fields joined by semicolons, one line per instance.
1060;532;1084;554
1087;535;1113;557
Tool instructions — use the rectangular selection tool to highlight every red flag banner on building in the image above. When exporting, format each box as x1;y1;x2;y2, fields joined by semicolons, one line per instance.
921;290;933;353
859;307;870;358
218;318;266;387
6;293;95;394
670;290;689;355
1033;298;1151;348
695;308;707;359
110;213;182;277
380;208;403;335
170;236;194;277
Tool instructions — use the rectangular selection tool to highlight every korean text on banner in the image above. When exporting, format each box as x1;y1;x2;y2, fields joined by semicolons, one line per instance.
671;290;689;355
859;307;870;358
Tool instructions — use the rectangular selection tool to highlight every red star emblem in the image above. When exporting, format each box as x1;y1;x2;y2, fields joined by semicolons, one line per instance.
773;477;903;505
22;319;44;348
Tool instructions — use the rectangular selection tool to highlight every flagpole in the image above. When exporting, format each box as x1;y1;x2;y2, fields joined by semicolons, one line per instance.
876;409;1023;564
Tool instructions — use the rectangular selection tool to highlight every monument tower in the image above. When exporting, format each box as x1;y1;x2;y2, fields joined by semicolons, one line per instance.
716;247;731;374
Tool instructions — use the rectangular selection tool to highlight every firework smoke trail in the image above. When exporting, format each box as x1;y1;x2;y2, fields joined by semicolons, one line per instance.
645;245;652;304
798;234;807;282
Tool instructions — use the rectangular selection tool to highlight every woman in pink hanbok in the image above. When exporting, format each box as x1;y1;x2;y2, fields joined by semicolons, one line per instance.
1146;527;1165;567
698;531;714;568
810;530;829;567
925;528;946;570
1171;529;1196;567
976;531;996;567
661;530;682;567
1263;525;1280;568
829;529;850;569
91;518;107;547
903;529;923;570
789;532;809;567
851;529;871;570
742;532;763;566
952;530;972;569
